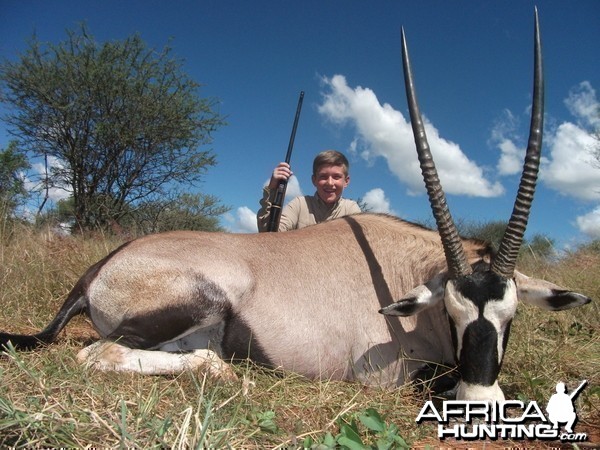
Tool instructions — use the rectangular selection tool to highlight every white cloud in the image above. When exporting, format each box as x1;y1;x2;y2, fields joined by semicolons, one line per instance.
576;206;600;239
541;122;600;201
25;156;72;202
362;188;394;214
262;175;303;200
489;81;600;205
546;81;600;201
317;74;600;241
564;81;600;130
496;138;523;176
284;175;303;200
490;109;525;176
225;206;258;233
318;74;504;198
227;176;305;234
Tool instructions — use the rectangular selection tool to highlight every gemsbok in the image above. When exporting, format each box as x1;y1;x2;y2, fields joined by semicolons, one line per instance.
0;11;591;402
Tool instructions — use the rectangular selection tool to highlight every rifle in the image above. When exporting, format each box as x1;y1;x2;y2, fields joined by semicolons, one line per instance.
266;91;304;232
569;380;588;400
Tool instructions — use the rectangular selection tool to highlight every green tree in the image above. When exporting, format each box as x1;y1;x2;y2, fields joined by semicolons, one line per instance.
123;193;229;234
460;220;508;251
523;233;555;259
0;25;226;231
461;220;555;260
35;197;75;230
0;141;30;219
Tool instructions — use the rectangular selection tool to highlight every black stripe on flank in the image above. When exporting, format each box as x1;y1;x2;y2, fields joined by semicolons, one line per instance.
222;313;273;367
107;304;199;349
107;274;231;350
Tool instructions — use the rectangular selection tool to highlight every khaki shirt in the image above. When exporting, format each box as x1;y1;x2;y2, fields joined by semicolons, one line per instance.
257;188;362;232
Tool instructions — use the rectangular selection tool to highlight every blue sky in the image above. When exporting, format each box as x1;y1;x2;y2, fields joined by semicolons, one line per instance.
1;1;599;248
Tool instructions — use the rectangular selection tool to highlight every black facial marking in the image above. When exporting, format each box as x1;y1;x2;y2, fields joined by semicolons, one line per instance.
459;318;500;385
546;290;592;311
454;271;510;313
449;271;515;386
379;298;420;316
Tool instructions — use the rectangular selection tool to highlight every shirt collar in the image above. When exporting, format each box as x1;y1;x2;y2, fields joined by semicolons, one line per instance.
313;191;341;210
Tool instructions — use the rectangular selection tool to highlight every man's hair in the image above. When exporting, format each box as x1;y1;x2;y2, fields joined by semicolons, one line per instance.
312;150;350;176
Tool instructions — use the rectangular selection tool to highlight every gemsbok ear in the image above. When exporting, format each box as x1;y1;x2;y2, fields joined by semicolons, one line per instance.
379;275;446;316
514;271;592;311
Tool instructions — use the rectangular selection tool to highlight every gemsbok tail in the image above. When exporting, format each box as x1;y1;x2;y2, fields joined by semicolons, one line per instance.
0;272;89;351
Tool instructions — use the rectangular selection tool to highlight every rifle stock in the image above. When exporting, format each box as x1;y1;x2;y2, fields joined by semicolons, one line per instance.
267;91;304;232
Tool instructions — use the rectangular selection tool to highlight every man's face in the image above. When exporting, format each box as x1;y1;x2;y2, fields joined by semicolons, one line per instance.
312;164;349;205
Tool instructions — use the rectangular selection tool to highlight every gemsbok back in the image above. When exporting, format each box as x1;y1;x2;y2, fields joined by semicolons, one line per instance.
0;11;592;402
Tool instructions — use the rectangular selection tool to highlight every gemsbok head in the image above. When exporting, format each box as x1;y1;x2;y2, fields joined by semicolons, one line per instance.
380;9;590;401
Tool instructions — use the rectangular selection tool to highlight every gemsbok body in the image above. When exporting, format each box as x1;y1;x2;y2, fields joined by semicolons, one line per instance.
0;11;591;402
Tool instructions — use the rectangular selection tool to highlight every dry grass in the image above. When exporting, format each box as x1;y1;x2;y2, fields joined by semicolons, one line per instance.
0;223;598;448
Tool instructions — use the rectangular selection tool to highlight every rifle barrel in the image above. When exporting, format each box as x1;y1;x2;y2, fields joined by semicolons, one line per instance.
266;91;304;232
569;380;588;400
284;91;304;163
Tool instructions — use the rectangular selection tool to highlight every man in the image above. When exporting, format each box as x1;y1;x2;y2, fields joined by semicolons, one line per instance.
257;150;361;232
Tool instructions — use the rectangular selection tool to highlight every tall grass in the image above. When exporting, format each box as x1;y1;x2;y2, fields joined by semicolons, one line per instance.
0;223;598;447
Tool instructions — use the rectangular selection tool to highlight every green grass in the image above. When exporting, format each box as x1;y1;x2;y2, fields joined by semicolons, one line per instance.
0;224;598;448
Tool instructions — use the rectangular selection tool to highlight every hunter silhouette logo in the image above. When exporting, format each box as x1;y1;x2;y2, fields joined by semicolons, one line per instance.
546;380;587;434
416;380;589;442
